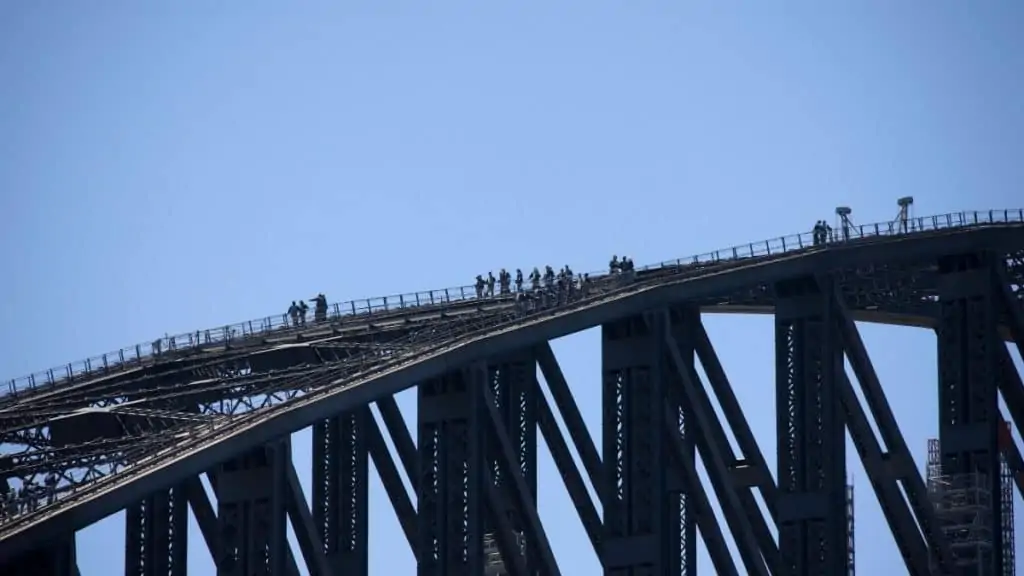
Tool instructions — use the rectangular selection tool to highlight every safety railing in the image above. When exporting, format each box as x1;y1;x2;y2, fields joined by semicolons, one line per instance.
4;208;1022;401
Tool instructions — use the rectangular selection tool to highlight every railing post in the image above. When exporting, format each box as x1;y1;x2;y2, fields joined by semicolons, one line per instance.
429;290;436;305
461;286;467;299
365;299;372;313
383;296;389;311
445;289;451;302
400;294;405;308
136;345;142;360
47;369;54;385
119;349;125;364
781;236;787;251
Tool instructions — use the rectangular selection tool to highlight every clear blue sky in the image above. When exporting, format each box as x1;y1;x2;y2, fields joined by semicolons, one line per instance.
2;2;1022;574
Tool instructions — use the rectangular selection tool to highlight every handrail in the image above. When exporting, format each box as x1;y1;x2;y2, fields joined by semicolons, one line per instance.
4;208;1023;400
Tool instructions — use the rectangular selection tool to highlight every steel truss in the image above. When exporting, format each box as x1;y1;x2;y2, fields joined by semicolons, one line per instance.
2;230;1024;576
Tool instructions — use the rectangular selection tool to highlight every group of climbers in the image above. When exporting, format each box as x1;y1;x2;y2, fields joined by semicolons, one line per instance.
608;255;635;274
474;264;593;300
287;293;329;327
812;220;833;245
0;473;59;522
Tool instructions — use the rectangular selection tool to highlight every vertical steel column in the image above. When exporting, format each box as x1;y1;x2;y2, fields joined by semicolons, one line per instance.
846;484;854;576
937;253;1003;574
999;451;1015;576
774;276;847;576
487;351;538;564
312;410;369;575
664;310;700;576
601;314;676;574
416;367;486;576
214;442;290;576
488;353;539;499
125;485;188;576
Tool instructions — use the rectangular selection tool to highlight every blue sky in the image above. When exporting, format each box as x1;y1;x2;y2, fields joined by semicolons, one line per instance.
2;2;1022;574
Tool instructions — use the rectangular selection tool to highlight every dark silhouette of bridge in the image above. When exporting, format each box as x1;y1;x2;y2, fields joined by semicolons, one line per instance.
1;209;1022;575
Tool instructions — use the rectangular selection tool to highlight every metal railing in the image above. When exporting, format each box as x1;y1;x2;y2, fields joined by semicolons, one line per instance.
4;208;1022;401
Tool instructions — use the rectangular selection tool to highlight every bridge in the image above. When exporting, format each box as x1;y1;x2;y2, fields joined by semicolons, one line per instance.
0;208;1022;575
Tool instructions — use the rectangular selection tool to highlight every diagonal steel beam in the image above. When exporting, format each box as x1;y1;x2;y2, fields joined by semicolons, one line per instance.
533;376;603;556
184;477;219;556
657;311;772;576
481;383;561;576
535;343;604;504
284;464;333;576
992;262;1024;459
838;371;932;574
660;399;740;576
201;467;303;576
993;259;1024;360
685;310;780;567
829;282;956;571
692;319;779;517
375;395;417;488
364;405;417;555
483;477;530;576
997;410;1024;495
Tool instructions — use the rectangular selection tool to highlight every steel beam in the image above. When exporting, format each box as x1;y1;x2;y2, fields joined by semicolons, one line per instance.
212;442;290;576
660;391;741;576
601;313;695;575
536;342;604;504
312;410;369;575
693;318;781;513
284;464;332;576
936;253;1004;573
657;308;772;575
660;311;699;576
831;283;955;573
364;406;417;554
124;484;188;576
376;395;417;484
533;376;603;556
415;368;486;576
197;469;304;576
487;353;538;505
481;378;560;576
999;445;1016;576
774;276;847;576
